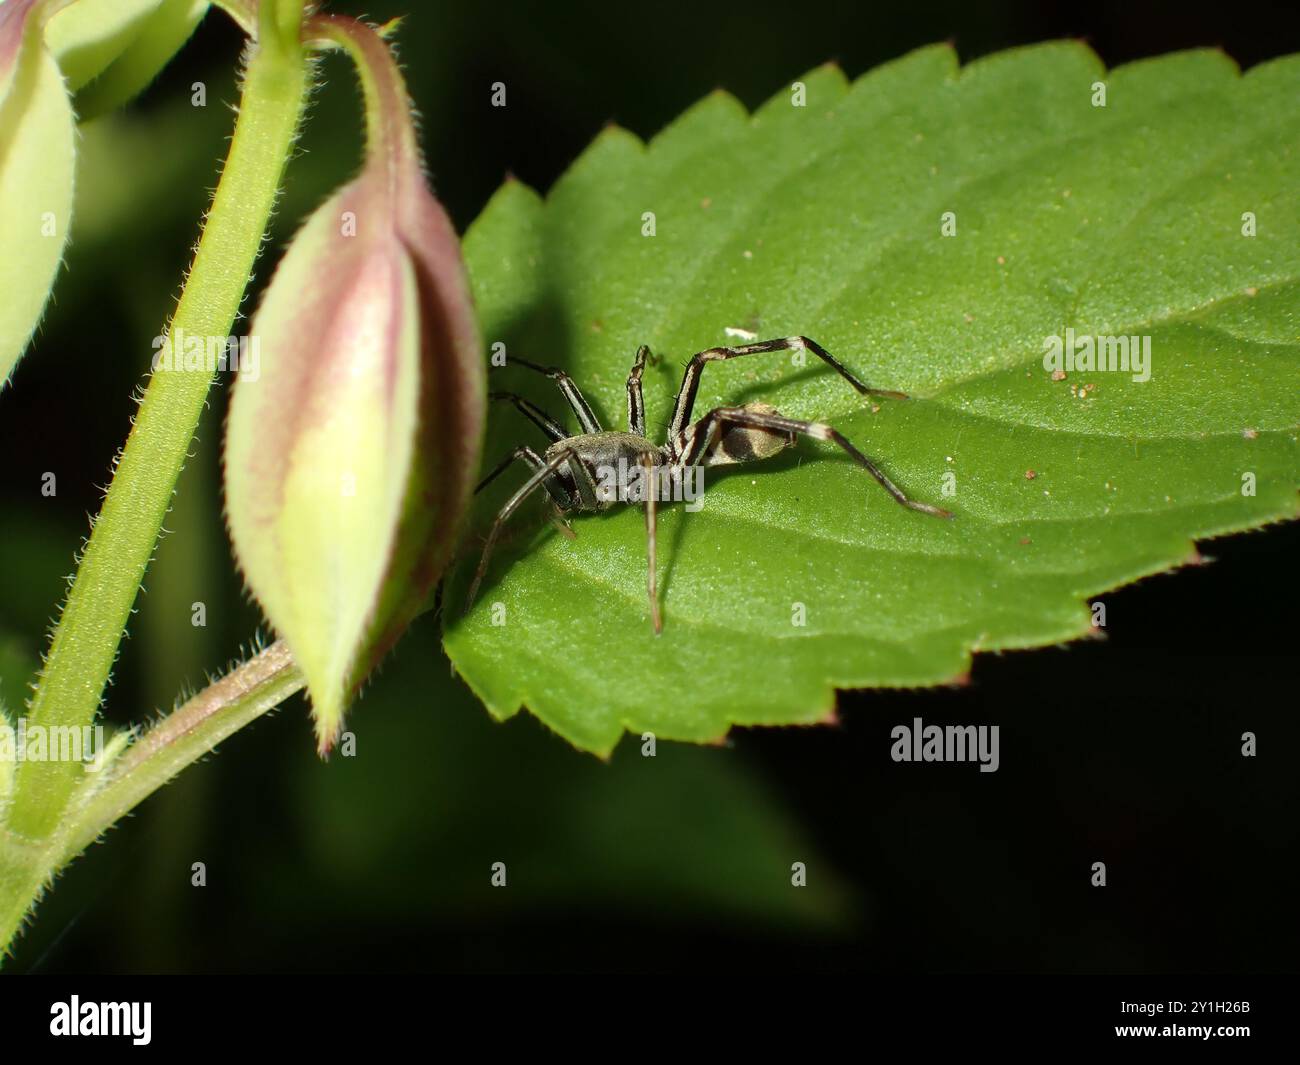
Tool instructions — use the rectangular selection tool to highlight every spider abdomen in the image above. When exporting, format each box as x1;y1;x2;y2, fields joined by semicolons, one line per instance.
700;402;797;466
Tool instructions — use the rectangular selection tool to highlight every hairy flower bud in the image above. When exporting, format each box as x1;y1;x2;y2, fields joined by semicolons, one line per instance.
0;0;74;386
2;0;206;386
224;17;484;753
44;0;210;118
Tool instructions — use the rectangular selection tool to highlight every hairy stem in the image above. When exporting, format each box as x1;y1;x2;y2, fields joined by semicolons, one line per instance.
63;641;304;861
8;9;308;841
0;833;44;960
0;641;304;957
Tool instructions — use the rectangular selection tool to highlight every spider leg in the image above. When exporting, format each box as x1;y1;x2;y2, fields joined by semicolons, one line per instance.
467;446;581;614
550;504;578;540
475;446;575;509
508;356;602;433
626;345;652;436
668;336;908;440
489;391;568;442
640;451;663;633
688;406;953;518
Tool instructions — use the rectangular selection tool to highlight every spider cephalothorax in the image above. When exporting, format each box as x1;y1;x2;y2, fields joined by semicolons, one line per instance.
467;336;952;632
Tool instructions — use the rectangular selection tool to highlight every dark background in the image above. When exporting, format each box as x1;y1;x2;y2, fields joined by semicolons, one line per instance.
1;0;1297;973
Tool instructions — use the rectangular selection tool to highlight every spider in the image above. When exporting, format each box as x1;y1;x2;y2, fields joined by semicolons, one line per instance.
466;336;953;632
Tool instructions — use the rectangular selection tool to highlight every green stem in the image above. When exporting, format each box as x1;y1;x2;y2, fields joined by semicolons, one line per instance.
0;833;44;958
307;14;418;190
63;641;304;861
0;641;304;957
7;9;309;843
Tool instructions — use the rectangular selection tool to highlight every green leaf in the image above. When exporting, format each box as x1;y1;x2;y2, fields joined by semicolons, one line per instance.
445;44;1300;755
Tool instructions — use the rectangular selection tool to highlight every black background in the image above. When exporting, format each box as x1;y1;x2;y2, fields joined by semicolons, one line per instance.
0;0;1296;974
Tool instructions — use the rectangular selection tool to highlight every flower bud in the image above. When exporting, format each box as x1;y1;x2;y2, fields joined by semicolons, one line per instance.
43;0;173;90
0;0;74;387
44;0;210;118
224;17;484;753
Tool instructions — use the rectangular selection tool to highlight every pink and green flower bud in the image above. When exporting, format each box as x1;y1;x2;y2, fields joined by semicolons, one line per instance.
224;15;484;754
0;0;74;387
